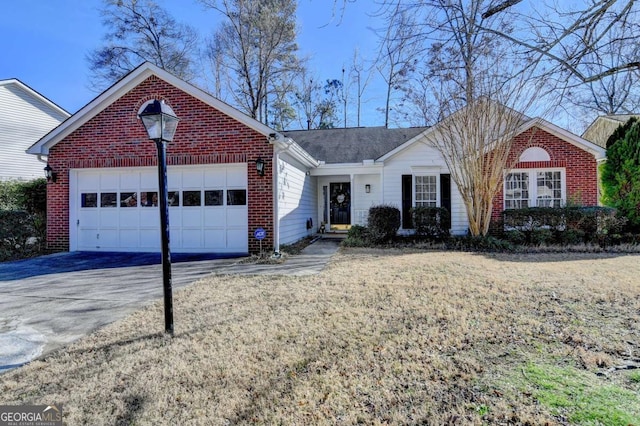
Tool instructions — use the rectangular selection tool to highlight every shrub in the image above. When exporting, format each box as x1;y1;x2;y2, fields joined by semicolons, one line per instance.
367;205;401;243
501;206;625;246
447;235;514;252
0;210;43;261
410;206;450;240
343;224;370;247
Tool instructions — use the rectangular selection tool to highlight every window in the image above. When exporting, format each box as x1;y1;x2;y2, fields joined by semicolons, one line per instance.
415;175;437;207
183;191;202;206
227;189;247;206
81;193;97;208
120;192;137;207
536;171;562;207
168;191;180;207
505;172;529;209
504;169;564;209
140;191;157;207
100;192;117;208
205;190;223;206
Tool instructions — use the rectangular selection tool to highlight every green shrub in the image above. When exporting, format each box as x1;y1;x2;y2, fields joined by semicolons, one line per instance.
410;206;450;240
343;224;370;247
447;235;514;252
0;210;44;261
367;205;401;243
501;206;624;246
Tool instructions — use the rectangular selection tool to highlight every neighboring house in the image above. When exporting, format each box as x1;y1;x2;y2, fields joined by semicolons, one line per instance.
582;114;640;148
28;63;605;255
0;79;70;181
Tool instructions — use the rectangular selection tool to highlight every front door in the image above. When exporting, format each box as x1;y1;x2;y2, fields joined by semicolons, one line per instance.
330;182;351;230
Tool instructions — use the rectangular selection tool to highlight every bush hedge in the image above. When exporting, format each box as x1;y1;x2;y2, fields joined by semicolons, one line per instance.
367;205;401;243
500;206;626;246
0;179;48;261
410;206;450;240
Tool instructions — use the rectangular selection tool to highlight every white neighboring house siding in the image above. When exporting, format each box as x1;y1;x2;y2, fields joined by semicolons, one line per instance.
277;152;317;245
381;139;468;235
0;80;69;181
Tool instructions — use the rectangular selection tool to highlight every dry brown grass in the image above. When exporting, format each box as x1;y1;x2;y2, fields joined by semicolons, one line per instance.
2;249;640;425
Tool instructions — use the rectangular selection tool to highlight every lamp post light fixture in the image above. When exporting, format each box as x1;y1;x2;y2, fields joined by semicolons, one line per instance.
138;99;180;335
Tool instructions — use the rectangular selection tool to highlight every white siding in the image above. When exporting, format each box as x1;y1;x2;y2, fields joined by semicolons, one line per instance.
277;155;317;245
0;82;69;181
353;174;380;226
382;139;469;235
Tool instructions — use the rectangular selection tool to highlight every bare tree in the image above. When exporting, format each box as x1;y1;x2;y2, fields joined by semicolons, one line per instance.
201;0;301;123
349;48;374;127
376;4;422;128
88;0;198;90
381;0;538;235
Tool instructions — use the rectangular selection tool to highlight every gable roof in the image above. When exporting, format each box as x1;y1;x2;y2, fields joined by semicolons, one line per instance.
283;126;429;164
27;62;276;156
582;114;640;148
0;79;70;121
378;115;606;162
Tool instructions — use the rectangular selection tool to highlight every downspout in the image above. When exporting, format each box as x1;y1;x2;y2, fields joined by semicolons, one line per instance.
272;147;281;257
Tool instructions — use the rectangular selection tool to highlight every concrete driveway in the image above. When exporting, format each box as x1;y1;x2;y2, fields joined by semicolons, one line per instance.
0;238;341;372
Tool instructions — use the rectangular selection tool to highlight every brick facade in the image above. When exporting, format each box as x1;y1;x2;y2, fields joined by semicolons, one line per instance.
491;127;599;223
46;75;274;254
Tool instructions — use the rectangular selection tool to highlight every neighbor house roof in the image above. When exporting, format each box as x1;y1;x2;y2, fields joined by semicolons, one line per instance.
582;114;640;148
283;126;429;164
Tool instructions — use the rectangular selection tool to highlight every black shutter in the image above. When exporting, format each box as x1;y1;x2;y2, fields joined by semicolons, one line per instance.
440;174;451;230
402;174;413;229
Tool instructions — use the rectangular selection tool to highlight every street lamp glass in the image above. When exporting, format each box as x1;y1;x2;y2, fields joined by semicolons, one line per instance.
139;100;180;142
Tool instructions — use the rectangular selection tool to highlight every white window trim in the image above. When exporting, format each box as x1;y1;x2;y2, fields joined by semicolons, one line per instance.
413;174;440;208
504;168;566;209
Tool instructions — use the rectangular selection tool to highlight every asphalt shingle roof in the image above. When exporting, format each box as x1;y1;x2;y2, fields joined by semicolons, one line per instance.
283;127;429;164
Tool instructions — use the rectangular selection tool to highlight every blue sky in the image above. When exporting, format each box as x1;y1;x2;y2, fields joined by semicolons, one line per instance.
1;0;386;126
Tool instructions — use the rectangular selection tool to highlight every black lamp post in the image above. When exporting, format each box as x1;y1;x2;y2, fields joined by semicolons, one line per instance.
138;99;180;335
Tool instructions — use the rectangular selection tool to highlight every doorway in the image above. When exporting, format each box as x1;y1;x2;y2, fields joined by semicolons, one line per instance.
330;182;351;230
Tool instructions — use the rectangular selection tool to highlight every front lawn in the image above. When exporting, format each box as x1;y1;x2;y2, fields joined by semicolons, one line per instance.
2;249;639;424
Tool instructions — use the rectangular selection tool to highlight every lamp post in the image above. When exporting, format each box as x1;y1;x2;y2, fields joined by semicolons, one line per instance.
138;99;180;335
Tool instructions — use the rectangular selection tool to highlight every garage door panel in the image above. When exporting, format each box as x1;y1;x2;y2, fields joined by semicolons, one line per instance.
204;230;225;248
204;169;226;187
227;229;248;251
119;172;140;190
140;171;157;189
227;168;247;187
182;209;202;227
79;210;99;227
100;211;119;227
100;174;118;189
204;208;226;225
78;174;100;191
97;230;118;249
140;230;160;249
227;208;247;227
119;210;140;228
73;165;248;253
119;229;139;248
182;229;203;248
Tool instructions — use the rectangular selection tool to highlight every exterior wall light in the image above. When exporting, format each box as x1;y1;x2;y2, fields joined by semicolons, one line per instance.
256;157;265;176
138;99;180;335
44;164;57;183
365;184;371;193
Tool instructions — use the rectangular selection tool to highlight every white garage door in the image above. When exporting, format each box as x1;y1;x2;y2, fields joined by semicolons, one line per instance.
70;164;248;253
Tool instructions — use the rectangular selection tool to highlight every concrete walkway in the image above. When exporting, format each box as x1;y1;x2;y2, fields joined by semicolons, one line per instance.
0;238;341;372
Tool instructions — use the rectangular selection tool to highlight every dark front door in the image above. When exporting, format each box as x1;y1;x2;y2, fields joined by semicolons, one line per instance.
330;182;351;227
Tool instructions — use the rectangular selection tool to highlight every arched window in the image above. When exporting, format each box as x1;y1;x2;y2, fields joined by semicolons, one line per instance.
519;147;550;162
